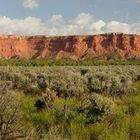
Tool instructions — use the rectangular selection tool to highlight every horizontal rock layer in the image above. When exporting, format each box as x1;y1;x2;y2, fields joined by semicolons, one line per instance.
0;33;140;60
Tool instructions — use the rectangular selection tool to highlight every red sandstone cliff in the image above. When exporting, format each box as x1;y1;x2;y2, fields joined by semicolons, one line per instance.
0;33;140;60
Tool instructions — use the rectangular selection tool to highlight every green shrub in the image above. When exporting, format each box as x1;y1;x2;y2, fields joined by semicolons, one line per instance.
30;86;42;95
69;122;90;140
125;98;140;116
89;123;109;140
88;78;102;93
87;94;115;123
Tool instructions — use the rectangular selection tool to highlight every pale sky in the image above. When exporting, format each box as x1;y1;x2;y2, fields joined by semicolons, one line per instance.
0;0;140;36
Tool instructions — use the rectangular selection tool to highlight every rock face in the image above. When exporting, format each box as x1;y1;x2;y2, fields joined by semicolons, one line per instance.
0;33;140;60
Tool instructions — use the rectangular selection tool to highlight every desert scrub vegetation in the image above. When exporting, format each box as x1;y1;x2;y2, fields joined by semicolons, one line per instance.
0;66;140;139
1;59;140;66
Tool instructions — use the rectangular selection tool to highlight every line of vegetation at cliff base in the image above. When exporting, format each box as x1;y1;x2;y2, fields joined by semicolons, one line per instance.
0;59;140;66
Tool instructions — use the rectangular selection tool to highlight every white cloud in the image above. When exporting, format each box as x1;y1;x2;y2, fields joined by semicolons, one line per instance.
0;16;47;35
73;13;93;26
0;13;139;36
23;0;39;9
131;21;140;33
50;15;64;23
103;21;131;33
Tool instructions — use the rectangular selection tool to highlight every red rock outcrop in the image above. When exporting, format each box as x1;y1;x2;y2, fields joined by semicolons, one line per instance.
0;33;140;60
